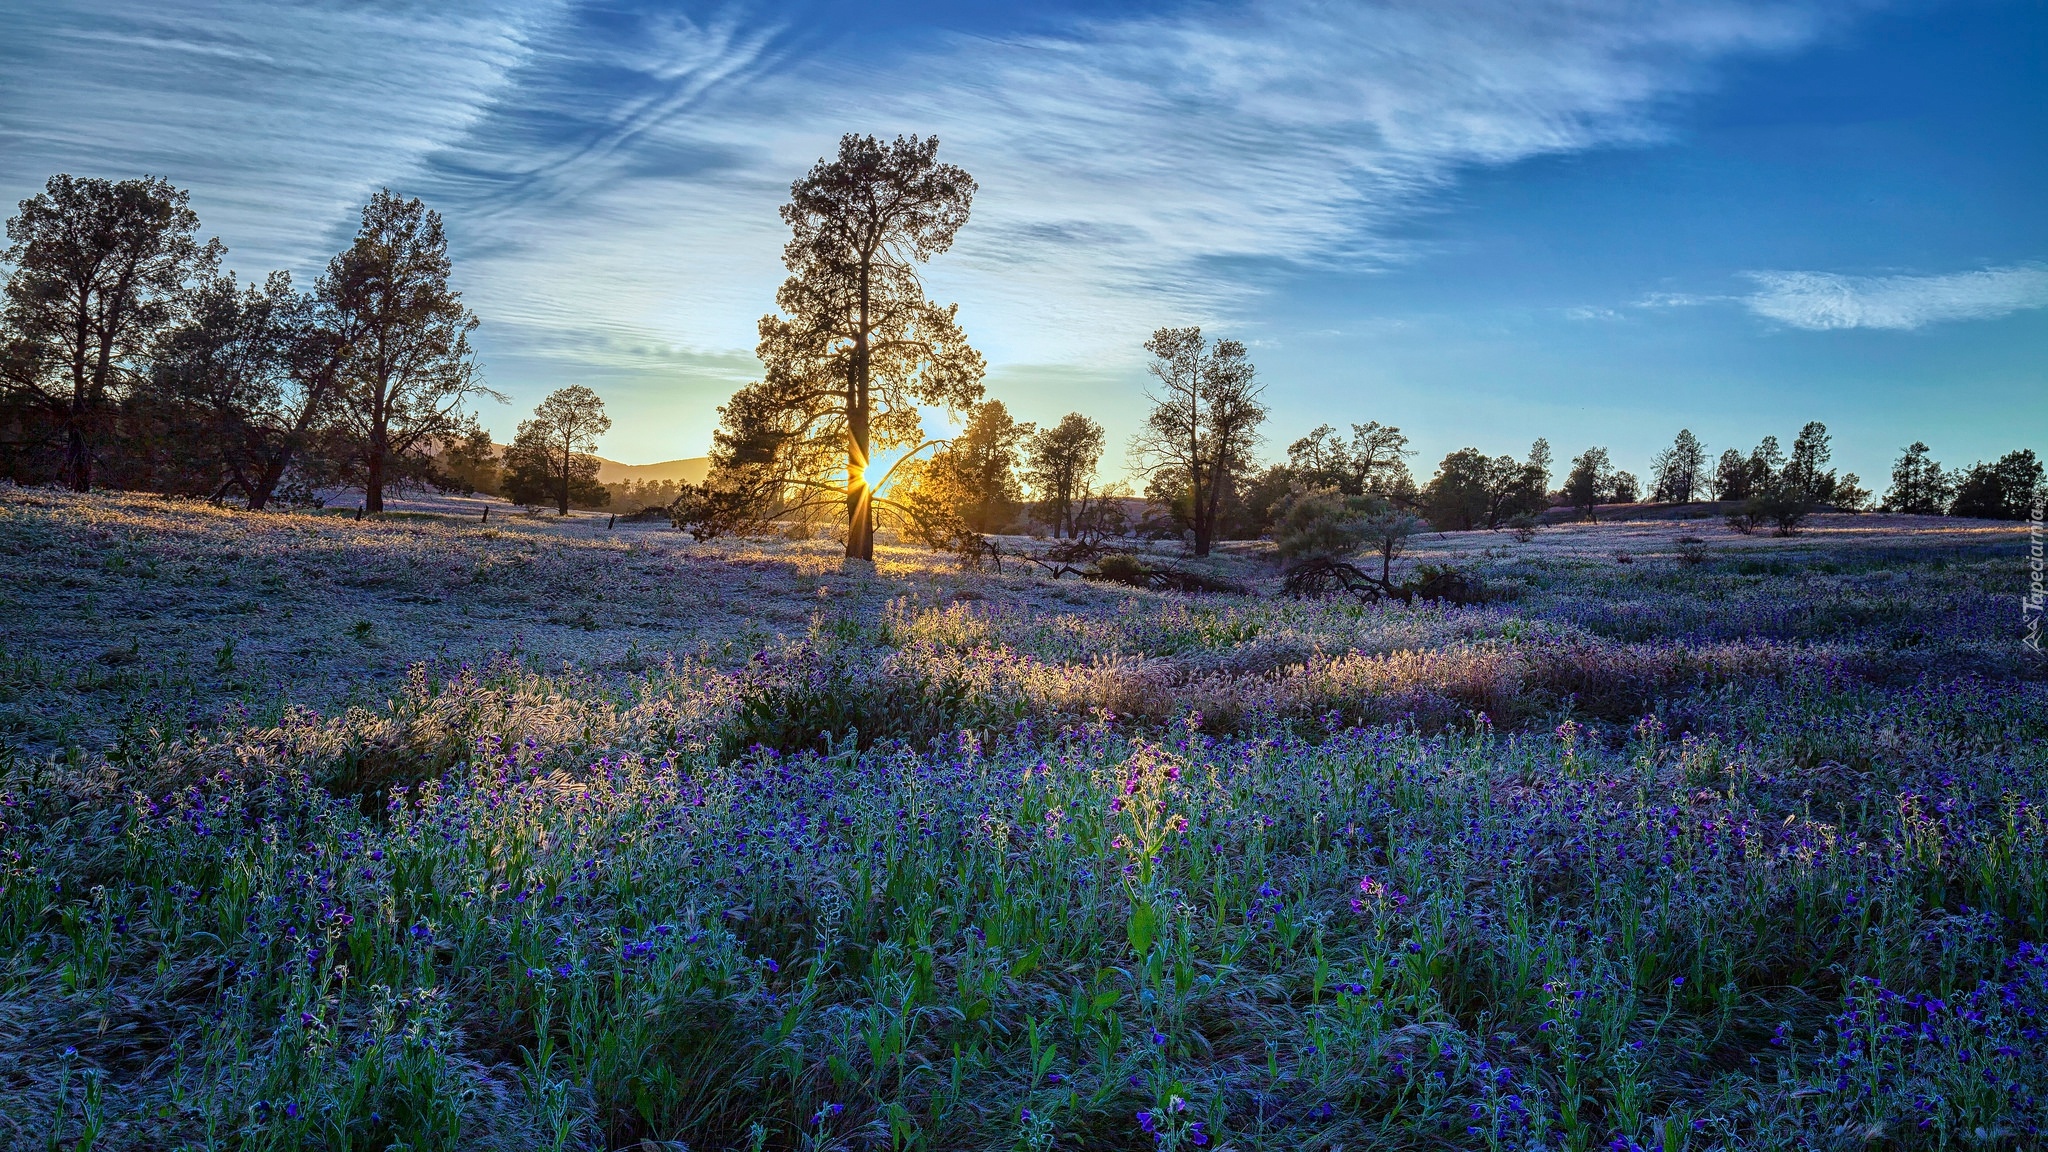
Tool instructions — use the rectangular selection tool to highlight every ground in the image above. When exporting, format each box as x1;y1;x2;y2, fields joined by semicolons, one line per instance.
0;487;2042;1151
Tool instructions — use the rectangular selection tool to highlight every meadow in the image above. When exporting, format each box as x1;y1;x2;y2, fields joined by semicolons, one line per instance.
1;487;2043;1151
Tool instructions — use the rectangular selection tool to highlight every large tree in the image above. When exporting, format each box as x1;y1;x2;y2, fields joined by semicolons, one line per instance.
1024;412;1106;538
1882;442;1950;514
321;190;494;513
142;270;343;508
1130;326;1266;556
1;174;219;490
709;134;984;560
502;385;611;514
1650;428;1708;505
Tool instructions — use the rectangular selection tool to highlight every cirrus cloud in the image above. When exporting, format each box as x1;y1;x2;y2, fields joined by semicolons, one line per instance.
1743;264;2048;330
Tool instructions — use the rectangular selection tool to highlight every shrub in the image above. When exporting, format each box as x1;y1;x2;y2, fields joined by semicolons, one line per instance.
1273;489;1373;562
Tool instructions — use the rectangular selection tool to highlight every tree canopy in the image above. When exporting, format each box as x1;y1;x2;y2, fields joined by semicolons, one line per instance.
700;134;984;558
1;174;220;490
320;190;495;512
1129;326;1266;557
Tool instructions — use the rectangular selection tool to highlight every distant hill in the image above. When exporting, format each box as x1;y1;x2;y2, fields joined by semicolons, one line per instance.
593;456;709;486
465;439;708;487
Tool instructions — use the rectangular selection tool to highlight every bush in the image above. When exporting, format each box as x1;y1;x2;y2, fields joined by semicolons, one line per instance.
1273;489;1373;561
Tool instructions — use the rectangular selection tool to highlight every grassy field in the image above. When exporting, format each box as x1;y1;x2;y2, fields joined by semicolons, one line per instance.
1;487;2042;1150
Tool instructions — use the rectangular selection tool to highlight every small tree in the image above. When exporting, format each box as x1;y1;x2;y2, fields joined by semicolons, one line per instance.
321;190;497;512
1;174;221;490
1832;473;1872;512
436;425;500;496
1024;412;1104;538
1274;489;1373;562
1274;488;1424;585
502;385;610;514
1650;429;1708;504
1130;326;1266;556
1746;435;1785;494
1884;442;1952;514
1563;446;1612;520
1359;504;1427;584
1609;470;1640;505
897;398;1034;542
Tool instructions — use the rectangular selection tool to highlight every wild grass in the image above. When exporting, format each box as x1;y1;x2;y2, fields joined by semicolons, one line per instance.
1;489;2042;1150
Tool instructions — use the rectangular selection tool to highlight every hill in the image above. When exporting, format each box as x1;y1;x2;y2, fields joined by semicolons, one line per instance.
593;455;709;486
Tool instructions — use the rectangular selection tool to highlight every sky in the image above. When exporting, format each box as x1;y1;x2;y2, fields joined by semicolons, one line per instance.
2;0;2042;485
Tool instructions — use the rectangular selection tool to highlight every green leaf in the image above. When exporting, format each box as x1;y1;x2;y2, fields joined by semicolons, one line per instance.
1127;904;1156;957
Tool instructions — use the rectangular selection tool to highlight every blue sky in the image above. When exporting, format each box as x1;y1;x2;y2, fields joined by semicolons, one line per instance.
3;0;2042;485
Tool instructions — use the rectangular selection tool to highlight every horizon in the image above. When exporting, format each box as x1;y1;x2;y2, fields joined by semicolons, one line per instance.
3;0;2042;484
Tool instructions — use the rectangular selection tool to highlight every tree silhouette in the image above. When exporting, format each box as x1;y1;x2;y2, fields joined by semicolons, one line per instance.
707;134;984;559
321;190;495;513
1563;446;1613;521
1650;429;1708;504
1883;442;1951;514
142;270;342;509
1025;413;1105;538
1421;441;1549;530
503;385;611;514
1;174;219;490
1130;326;1266;556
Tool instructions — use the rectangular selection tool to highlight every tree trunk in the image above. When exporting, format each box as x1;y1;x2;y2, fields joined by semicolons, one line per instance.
558;463;570;515
365;441;385;514
846;402;873;561
248;448;293;512
1192;463;1216;557
65;420;91;492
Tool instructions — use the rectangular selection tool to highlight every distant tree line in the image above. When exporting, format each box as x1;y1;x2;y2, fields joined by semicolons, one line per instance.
7;166;2040;546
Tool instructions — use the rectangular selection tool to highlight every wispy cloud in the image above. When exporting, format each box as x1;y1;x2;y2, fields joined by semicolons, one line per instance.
428;0;1842;369
0;0;564;268
1742;264;2048;330
1;0;1868;456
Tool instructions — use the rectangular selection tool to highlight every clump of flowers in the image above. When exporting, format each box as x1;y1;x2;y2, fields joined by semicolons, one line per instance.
1136;1094;1210;1148
1106;742;1193;885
